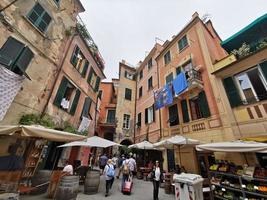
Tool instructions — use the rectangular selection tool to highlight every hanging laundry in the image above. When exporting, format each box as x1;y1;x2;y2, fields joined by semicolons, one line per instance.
60;98;70;109
172;72;188;96
0;65;24;121
154;83;173;110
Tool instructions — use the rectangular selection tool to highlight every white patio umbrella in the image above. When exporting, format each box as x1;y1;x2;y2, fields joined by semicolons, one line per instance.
153;135;200;166
128;141;154;149
196;140;267;153
129;140;156;166
58;136;121;148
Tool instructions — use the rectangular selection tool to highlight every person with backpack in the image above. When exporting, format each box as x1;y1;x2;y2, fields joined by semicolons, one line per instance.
121;155;130;192
103;159;115;197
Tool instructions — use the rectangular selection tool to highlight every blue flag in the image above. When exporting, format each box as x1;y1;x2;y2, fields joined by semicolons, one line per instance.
154;83;173;110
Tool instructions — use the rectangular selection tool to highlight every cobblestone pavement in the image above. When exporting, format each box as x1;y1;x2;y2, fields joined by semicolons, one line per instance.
21;175;175;200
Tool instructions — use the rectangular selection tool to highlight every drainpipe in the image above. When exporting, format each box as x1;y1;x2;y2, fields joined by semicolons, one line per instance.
156;58;163;140
41;33;77;117
133;72;137;143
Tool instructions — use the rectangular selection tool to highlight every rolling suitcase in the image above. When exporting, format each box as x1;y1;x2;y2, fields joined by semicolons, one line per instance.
122;180;133;195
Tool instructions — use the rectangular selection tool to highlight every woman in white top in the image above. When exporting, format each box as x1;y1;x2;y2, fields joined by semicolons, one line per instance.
151;160;162;200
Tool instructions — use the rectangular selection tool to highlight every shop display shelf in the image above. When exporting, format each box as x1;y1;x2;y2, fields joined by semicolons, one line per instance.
213;184;243;193
209;171;240;178
244;190;267;198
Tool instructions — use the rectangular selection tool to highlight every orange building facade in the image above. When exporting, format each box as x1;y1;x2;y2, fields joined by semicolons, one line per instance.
135;43;163;143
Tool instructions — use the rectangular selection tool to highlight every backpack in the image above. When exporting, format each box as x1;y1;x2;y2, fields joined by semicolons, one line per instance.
107;165;115;177
122;161;130;175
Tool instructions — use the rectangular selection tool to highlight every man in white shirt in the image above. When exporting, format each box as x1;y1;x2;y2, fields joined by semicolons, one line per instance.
63;160;73;175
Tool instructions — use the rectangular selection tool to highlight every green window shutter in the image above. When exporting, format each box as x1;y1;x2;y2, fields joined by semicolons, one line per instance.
81;97;92;118
125;88;132;100
94;77;100;92
53;77;68;107
0;37;25;67
70;90;81;115
71;46;80;67
223;77;242;108
14;46;34;78
260;61;267;80
137;113;142;127
87;68;93;84
145;108;148;124
181;99;189;123
81;60;89;78
198;91;211;118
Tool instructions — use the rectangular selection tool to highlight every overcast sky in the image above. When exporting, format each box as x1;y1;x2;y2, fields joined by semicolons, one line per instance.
79;0;266;80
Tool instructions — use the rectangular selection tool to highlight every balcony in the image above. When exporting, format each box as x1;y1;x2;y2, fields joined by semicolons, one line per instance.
176;69;203;97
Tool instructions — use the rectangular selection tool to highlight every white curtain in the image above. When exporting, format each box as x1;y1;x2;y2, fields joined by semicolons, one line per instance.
0;65;24;121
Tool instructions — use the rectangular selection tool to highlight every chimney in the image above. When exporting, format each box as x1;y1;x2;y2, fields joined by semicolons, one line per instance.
192;12;199;19
121;59;126;64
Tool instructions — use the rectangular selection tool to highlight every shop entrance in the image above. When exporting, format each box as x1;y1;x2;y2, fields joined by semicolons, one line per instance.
167;149;175;172
43;142;63;170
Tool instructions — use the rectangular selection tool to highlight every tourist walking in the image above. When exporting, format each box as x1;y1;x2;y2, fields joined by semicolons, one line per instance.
103;159;115;197
111;154;118;169
129;154;136;176
121;155;130;192
99;153;108;174
151;160;163;200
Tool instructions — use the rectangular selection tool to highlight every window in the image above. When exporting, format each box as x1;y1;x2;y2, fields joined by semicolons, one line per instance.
164;51;171;65
81;97;92;119
148;76;153;90
53;0;60;6
125;88;132;100
98;90;103;100
123;114;130;129
137;113;142;127
106;110;116;124
178;35;188;51
234;66;267;104
148;58;153;69
176;61;193;79
0;37;34;79
125;71;134;80
139;70;143;80
27;3;52;33
189;97;203;120
168;104;179;126
70;46;89;77
165;72;173;84
189;91;211;120
53;77;81;115
87;67;100;92
145;105;155;124
139;87;143;98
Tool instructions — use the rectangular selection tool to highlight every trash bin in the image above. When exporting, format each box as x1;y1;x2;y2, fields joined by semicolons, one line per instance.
173;173;204;200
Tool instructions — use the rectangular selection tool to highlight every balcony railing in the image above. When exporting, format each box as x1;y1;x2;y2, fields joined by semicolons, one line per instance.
179;69;203;95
